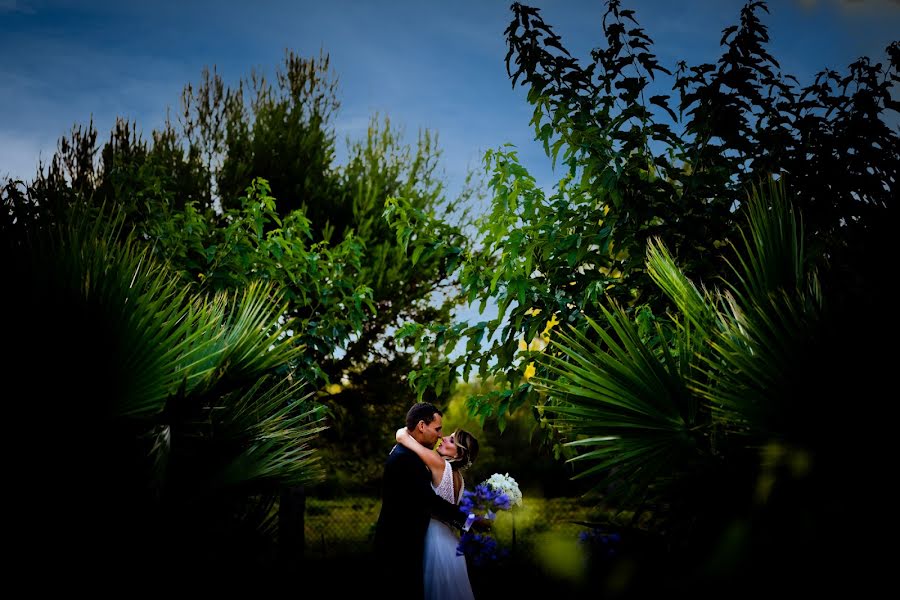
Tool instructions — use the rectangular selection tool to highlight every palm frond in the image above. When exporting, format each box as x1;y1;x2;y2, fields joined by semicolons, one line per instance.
723;178;808;309
535;305;700;504
214;376;327;487
688;182;824;437
16;202;209;418
214;281;304;381
646;237;717;337
7;200;327;509
533;178;831;519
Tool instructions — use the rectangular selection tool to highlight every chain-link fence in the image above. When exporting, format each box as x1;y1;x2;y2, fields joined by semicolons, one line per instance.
303;495;381;558
302;494;611;562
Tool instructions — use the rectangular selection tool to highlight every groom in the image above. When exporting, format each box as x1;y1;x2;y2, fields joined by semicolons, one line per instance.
373;402;467;598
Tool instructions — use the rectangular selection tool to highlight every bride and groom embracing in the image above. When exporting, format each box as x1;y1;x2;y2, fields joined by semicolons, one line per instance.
373;402;485;600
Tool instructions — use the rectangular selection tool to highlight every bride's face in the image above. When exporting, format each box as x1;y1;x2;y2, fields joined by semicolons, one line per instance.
436;433;459;459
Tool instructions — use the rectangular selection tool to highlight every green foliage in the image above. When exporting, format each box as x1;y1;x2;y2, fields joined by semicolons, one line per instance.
2;50;479;500
144;176;373;383
2;201;326;573
177;52;476;388
442;380;586;498
210;52;340;219
379;9;893;588
534;179;889;590
384;0;896;442
3;49;475;392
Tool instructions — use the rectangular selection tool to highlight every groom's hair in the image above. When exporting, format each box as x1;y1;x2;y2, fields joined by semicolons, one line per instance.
405;402;442;430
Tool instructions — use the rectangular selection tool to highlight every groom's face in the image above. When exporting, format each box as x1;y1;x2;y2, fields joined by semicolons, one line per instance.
420;413;443;446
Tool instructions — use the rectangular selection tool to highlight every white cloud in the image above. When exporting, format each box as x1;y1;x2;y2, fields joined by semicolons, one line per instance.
0;130;47;182
334;114;372;136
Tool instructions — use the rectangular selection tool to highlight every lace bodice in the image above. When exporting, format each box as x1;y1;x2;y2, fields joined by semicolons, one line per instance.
432;459;465;504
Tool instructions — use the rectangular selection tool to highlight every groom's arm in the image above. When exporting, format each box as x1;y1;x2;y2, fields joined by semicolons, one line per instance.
393;450;465;529
426;488;466;528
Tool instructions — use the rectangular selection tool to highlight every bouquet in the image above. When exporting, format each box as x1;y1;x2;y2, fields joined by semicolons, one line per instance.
483;473;523;507
456;473;522;566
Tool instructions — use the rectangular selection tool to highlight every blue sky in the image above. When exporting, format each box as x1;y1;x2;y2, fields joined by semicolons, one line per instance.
2;0;898;200
2;0;897;358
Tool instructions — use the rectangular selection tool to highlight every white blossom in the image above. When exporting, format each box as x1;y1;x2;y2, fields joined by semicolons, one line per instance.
485;472;523;507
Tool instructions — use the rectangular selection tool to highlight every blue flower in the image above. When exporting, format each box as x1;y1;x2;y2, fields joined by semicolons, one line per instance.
459;484;513;517
457;531;509;567
456;476;522;566
578;526;621;560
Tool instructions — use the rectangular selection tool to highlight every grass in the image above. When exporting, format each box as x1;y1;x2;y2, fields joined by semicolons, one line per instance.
299;494;645;596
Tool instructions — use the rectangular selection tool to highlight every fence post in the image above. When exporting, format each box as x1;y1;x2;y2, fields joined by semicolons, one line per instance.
278;484;306;569
511;510;516;555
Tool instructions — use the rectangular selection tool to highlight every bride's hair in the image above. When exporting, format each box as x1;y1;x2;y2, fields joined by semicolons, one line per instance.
449;429;479;471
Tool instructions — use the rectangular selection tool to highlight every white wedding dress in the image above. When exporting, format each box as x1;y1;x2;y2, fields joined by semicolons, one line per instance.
423;459;475;600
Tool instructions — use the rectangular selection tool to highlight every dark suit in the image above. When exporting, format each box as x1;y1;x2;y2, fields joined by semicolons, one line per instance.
373;444;465;598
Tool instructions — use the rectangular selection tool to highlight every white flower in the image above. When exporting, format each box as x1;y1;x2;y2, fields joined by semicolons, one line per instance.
485;472;523;507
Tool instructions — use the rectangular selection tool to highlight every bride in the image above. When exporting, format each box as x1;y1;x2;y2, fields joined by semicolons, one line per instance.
395;426;480;600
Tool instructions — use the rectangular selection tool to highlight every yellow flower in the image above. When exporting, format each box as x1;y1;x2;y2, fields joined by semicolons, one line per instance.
541;314;561;339
524;362;536;381
524;307;542;316
325;383;342;395
521;332;548;353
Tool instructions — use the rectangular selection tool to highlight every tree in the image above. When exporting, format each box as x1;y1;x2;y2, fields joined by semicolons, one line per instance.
3;49;477;490
179;52;473;382
179;51;476;476
386;0;896;442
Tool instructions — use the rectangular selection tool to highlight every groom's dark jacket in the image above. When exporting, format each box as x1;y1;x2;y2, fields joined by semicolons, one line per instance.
373;444;465;597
